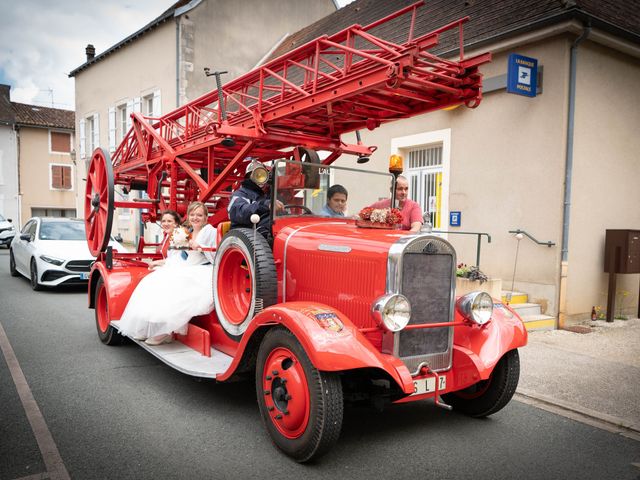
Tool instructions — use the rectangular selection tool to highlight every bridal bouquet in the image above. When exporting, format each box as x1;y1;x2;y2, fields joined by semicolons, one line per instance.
357;207;402;228
170;226;191;249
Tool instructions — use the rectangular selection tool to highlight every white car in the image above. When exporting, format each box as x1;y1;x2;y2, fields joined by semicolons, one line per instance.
9;217;126;290
0;213;16;247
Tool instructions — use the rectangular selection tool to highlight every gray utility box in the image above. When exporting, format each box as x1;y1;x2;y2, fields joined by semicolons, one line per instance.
604;229;640;274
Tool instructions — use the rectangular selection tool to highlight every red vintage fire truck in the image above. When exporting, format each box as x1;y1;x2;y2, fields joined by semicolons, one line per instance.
85;3;527;462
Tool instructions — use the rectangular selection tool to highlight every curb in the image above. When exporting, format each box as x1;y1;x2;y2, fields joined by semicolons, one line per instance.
516;388;640;437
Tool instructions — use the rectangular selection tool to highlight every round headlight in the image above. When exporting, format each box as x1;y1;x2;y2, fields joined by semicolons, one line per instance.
250;166;270;186
456;291;493;325
372;294;411;332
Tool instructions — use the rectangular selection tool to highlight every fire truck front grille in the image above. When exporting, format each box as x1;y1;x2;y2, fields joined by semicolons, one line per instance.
395;237;455;373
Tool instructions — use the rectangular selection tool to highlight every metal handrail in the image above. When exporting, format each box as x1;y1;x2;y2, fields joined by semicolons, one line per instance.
509;229;555;247
432;230;491;267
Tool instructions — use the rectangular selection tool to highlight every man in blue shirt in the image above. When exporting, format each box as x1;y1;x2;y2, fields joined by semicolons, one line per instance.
321;184;348;217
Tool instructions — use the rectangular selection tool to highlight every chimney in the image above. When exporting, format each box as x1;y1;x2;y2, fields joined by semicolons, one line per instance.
85;44;95;62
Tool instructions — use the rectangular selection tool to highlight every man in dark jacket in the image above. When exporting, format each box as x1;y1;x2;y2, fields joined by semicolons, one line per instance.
228;160;282;241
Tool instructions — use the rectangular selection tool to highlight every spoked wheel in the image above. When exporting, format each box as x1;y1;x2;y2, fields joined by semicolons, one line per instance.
214;228;277;341
30;258;42;291
84;148;115;257
256;328;343;463
95;277;123;345
442;349;520;418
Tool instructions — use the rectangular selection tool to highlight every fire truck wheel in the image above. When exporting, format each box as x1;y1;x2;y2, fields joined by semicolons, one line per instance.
84;148;114;257
94;277;123;346
214;228;277;340
256;328;343;463
30;258;42;291
442;349;520;418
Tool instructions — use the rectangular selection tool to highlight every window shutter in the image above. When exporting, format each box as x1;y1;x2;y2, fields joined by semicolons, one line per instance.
79;119;86;158
51;131;71;153
108;107;116;152
62;166;72;189
51;165;62;189
153;90;161;117
93;113;100;151
126;100;134;130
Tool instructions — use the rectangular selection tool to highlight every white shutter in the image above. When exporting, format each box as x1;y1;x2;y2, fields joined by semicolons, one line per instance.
79;119;86;158
126;100;133;130
133;96;141;113
108;107;116;152
93;113;100;151
152;90;161;117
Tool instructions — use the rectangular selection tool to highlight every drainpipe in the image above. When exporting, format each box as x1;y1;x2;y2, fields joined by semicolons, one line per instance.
558;22;590;329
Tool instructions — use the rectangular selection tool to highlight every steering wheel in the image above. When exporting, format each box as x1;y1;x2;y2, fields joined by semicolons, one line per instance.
282;204;313;215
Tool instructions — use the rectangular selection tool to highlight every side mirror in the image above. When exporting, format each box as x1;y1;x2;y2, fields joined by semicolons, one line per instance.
114;233;123;242
7;218;12;223
20;233;32;241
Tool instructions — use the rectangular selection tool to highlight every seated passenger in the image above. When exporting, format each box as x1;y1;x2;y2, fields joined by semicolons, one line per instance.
148;209;181;270
321;184;348;217
228;159;283;242
118;201;216;345
369;175;423;232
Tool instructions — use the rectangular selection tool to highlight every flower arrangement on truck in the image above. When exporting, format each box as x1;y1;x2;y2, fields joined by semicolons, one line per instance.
84;2;527;463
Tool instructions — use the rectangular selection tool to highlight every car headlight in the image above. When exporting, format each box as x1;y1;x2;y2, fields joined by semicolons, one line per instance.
39;255;64;266
372;294;411;332
456;291;493;325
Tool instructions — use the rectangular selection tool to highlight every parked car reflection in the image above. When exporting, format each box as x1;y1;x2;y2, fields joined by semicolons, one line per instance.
9;217;126;290
0;213;16;248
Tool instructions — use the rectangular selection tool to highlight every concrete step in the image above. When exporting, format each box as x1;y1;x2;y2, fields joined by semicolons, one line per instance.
520;314;556;331
511;302;542;317
502;290;528;304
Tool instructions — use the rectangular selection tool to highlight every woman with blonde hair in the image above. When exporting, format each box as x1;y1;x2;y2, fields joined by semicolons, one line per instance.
118;201;216;345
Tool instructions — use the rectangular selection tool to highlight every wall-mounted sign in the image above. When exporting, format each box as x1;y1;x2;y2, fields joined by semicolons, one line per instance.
450;211;461;227
507;54;538;98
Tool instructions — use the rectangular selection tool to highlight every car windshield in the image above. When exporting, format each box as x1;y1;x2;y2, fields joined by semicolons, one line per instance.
0;214;5;221
39;221;86;241
272;160;395;219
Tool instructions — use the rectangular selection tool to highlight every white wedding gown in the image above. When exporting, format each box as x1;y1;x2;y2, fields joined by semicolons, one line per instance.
117;224;216;339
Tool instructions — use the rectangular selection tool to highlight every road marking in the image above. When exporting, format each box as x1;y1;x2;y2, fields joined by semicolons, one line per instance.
0;322;70;480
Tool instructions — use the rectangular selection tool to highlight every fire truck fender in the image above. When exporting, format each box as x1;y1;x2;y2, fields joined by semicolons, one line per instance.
242;302;415;393
88;261;149;321
451;302;528;386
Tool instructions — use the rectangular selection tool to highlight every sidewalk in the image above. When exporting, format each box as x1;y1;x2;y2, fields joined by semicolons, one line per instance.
517;317;640;435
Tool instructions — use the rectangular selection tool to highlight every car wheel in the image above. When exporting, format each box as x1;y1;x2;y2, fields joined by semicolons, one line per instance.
214;228;277;341
9;249;19;277
94;277;123;345
30;258;43;291
442;349;520;418
256;327;343;463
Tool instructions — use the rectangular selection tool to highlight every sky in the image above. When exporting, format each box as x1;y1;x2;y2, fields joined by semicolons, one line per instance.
0;0;353;111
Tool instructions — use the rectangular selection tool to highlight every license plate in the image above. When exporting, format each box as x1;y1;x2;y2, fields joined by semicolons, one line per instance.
411;375;446;396
79;273;89;280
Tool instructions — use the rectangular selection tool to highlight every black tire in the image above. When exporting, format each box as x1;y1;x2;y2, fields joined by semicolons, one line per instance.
94;277;123;345
30;258;42;291
214;228;277;341
9;249;19;277
442;349;520;418
256;328;343;463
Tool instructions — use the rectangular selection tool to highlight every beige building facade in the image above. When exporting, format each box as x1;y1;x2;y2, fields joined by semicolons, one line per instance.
70;0;336;245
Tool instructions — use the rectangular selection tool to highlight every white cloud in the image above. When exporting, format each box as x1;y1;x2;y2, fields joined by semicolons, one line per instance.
0;0;176;110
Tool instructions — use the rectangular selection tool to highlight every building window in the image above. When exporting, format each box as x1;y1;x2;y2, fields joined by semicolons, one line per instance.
86;116;95;153
50;164;73;190
50;130;71;153
31;207;77;218
118;104;128;141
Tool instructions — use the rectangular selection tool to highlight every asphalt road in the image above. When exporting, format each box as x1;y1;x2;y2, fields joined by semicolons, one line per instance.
0;248;638;480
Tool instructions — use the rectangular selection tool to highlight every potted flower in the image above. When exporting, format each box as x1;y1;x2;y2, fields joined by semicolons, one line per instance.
455;263;502;299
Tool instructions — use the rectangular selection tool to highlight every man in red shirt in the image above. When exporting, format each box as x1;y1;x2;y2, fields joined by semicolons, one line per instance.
370;175;423;232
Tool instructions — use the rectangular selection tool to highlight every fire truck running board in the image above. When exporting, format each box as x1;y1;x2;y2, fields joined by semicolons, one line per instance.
110;321;233;378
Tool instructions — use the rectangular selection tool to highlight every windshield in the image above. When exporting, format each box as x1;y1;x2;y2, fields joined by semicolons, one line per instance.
273;160;395;219
39;221;86;241
0;214;5;222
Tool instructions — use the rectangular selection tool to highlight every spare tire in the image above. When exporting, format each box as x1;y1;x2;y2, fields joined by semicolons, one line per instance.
214;228;277;341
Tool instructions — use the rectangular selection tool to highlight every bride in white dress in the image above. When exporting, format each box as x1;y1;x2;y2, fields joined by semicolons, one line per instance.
118;202;216;345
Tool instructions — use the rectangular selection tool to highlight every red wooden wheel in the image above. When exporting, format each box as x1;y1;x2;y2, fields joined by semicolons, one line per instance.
84;148;114;257
260;346;311;439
